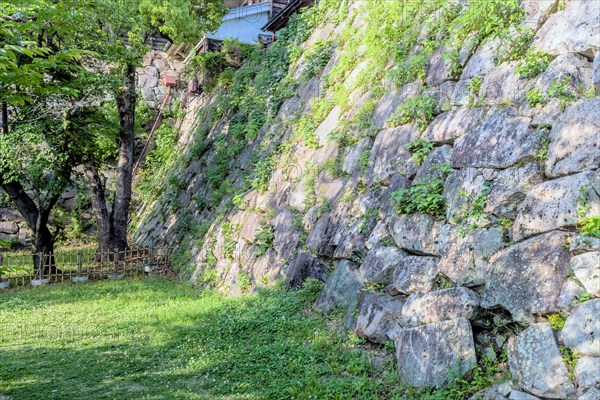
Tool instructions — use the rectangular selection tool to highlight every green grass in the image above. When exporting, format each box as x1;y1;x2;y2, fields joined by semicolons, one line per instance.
0;278;508;399
0;278;405;400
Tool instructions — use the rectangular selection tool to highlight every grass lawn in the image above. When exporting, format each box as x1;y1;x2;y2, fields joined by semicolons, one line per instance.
0;278;406;400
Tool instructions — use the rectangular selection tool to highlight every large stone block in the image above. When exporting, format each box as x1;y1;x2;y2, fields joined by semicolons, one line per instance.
421;107;486;145
400;287;480;327
545;98;600;178
314;260;362;315
507;323;575;399
481;231;572;322
392;256;439;294
452;107;541;169
354;293;404;343
391;318;477;388
485;163;544;220
562;299;600;356
570;252;600;297
284;251;328;289
358;246;406;285
512;171;600;241
386;214;446;256
367;125;419;185
437;227;504;287
532;0;600;60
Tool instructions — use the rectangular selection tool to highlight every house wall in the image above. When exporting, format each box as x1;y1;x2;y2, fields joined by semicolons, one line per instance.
207;3;271;44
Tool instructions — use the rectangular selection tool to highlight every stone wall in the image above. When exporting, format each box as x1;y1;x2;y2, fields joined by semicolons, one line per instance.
135;0;600;397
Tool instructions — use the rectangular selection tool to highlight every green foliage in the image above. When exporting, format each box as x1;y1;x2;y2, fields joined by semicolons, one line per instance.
578;216;600;239
455;181;492;234
496;26;534;64
535;133;551;163
548;314;566;331
467;77;484;108
237;270;252;293
526;88;548;107
572;291;591;305
299;39;333;82
560;346;577;381
548;77;577;110
516;51;551;79
405;140;434;166
392;179;446;218
254;223;274;257
387;95;437;130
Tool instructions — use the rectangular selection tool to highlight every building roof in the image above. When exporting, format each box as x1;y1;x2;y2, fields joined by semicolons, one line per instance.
262;0;313;32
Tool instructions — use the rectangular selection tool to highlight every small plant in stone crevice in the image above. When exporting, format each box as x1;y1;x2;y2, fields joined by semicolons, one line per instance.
516;50;551;79
405;139;434;166
467;77;485;108
548;76;577;110
299;38;333;82
535;133;551;164
559;346;577;381
391;164;453;219
572;291;591;305
221;222;240;260
578;216;600;239
237;270;252;293
254;222;274;257
547;313;566;331
387;94;438;130
495;26;535;64
455;181;492;235
526;88;548;107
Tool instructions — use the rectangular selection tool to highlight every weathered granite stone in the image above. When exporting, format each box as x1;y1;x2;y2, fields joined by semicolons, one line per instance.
485;163;544;220
509;390;541;400
513;171;600;241
532;0;600;60
443;167;490;223
342;137;372;175
332;219;368;260
354;293;405;343
272;208;300;261
367;125;419;184
570;235;600;255
461;37;499;80
314;260;362;315
545;98;600;178
437;227;505;287
422;107;486;145
575;356;600;391
556;279;586;311
391;318;477;388
562;299;600;356
570;252;600;297
365;221;391;250
425;47;455;86
379;174;411;220
593;51;600;93
288;176;310;212
452;107;541;169
392;256;439;294
400;288;479;327
413;145;453;185
579;387;600;400
314;106;341;144
481;61;530;105
284;251;329;289
371;82;422;128
481;231;572;322
386;213;445;256
521;0;558;30
305;212;333;257
359;246;406;285
534;53;593;97
507;323;575;399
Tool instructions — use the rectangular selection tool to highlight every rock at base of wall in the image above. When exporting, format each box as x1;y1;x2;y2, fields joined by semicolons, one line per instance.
507;323;575;399
391;318;477;388
314;260;361;315
354;293;404;343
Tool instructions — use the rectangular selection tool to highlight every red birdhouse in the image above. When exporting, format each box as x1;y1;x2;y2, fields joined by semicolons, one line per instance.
164;74;177;87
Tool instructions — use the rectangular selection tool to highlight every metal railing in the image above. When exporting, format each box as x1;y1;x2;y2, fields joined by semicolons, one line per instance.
0;246;172;287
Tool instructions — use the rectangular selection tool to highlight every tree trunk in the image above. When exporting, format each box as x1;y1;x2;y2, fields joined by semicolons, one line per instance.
112;64;136;252
1;102;8;135
85;165;114;252
0;180;60;274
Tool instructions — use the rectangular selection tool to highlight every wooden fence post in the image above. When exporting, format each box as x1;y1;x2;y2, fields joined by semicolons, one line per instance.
114;248;119;275
77;251;83;276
